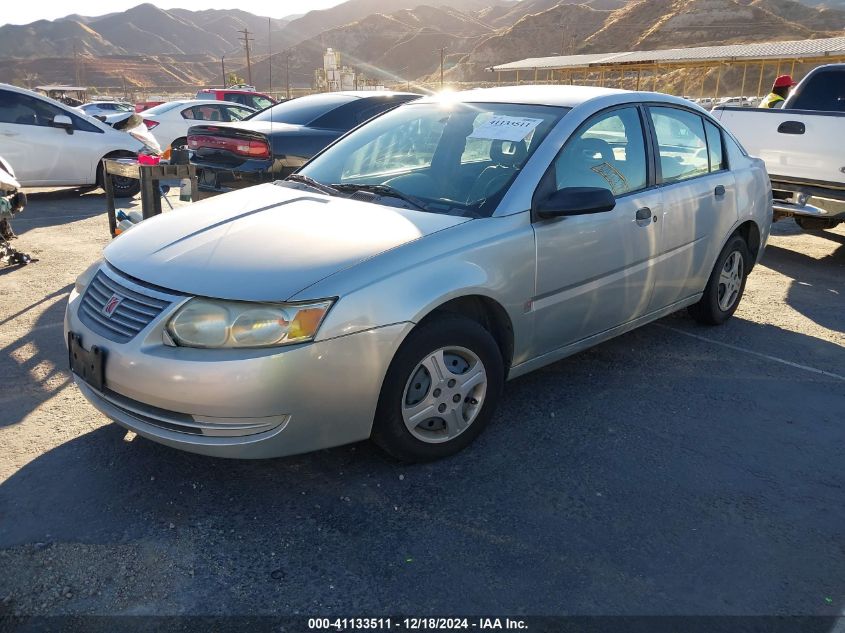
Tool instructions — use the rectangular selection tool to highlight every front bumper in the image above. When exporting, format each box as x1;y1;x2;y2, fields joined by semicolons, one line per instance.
65;266;412;459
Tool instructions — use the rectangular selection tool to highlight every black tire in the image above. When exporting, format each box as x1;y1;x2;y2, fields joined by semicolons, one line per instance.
371;314;504;462
795;216;838;232
688;234;750;326
96;162;141;198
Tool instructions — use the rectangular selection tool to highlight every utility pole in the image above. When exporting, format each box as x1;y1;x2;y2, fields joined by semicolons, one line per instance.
438;47;447;90
285;49;291;100
221;55;226;88
268;17;272;94
73;40;80;86
237;28;254;86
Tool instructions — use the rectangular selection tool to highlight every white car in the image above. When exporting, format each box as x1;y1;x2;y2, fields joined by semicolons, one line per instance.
78;101;135;117
0;83;145;197
140;99;256;151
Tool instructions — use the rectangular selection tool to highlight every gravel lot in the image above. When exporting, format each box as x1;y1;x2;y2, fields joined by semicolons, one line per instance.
0;188;843;618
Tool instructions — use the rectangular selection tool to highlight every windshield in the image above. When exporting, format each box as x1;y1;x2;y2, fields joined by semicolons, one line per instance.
298;101;564;216
250;93;358;125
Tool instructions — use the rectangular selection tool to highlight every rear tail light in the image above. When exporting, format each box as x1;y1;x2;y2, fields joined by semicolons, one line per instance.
187;134;270;159
142;119;159;130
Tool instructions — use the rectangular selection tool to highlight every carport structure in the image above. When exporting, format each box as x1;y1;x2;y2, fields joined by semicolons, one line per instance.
489;36;845;99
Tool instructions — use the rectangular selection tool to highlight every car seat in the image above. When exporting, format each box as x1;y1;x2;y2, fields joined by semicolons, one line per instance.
466;140;527;203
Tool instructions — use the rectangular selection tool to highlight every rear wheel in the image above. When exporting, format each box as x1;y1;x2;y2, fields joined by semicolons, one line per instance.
688;234;750;325
795;216;839;232
371;314;503;462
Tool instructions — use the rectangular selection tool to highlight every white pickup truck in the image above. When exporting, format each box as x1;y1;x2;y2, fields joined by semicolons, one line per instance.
712;64;845;231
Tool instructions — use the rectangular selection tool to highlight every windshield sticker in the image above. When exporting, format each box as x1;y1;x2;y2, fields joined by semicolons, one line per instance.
468;116;544;143
590;162;628;195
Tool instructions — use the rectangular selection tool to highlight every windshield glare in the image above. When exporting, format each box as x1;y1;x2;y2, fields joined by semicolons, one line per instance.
299;102;564;216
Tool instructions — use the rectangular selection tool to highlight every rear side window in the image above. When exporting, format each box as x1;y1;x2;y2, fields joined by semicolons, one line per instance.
649;106;709;184
182;105;224;121
250;93;356;126
789;70;845;112
704;120;726;172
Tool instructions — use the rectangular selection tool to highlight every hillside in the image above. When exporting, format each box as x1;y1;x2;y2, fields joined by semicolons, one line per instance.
0;0;842;91
442;0;845;82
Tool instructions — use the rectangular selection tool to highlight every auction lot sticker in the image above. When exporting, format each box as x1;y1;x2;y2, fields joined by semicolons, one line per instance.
468;116;544;142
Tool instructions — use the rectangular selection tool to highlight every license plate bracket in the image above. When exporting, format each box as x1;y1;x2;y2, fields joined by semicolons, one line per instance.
68;332;106;392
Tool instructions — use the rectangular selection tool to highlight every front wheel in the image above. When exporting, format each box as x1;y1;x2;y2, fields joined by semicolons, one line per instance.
371;314;504;462
688;234;750;325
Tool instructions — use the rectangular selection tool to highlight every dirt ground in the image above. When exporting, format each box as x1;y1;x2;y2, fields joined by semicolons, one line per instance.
0;188;843;619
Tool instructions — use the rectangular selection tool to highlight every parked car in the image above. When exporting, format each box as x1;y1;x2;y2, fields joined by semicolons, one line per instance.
0;83;146;197
134;98;166;113
189;91;421;192
196;87;275;111
67;85;771;461
78;101;135;117
139;99;256;151
717;96;754;108
713;63;845;230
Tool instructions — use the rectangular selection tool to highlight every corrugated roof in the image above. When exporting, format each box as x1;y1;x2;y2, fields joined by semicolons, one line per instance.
491;36;845;71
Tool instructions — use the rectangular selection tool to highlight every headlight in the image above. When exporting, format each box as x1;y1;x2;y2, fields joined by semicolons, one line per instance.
166;298;333;348
75;258;103;294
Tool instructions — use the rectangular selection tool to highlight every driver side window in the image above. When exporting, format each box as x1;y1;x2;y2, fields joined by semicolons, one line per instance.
552;107;647;197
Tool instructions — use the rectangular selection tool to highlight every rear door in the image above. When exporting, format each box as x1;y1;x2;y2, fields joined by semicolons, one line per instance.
646;106;738;310
532;105;664;350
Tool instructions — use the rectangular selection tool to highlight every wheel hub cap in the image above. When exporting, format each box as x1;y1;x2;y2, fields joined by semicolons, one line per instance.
402;346;487;443
717;250;744;311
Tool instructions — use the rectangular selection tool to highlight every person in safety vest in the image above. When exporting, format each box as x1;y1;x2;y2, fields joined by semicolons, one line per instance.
759;75;796;109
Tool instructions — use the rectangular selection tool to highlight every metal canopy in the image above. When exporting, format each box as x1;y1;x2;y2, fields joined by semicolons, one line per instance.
491;36;845;72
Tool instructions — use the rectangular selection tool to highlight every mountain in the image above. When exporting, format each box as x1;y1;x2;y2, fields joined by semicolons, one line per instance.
247;5;496;89
0;0;842;91
0;3;292;59
269;0;508;49
442;0;845;82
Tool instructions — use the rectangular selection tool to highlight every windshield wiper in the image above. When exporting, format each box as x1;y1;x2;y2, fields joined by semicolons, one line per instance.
284;173;339;196
330;183;429;212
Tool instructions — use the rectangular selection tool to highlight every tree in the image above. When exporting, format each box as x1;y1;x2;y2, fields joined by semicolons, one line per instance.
226;72;245;87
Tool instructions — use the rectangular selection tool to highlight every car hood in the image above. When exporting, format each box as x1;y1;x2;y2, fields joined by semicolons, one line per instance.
104;183;470;301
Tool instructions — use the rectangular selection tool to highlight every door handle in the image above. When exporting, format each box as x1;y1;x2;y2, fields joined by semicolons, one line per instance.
714;185;726;197
635;207;651;221
777;120;805;135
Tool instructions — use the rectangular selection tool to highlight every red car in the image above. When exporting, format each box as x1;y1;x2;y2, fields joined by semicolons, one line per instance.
196;88;275;111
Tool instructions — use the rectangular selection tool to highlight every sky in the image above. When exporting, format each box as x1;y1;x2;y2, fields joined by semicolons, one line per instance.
3;0;347;26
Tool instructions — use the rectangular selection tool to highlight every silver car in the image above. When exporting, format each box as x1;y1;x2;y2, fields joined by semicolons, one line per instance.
66;86;772;461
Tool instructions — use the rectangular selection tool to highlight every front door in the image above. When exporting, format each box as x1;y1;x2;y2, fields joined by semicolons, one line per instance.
532;105;662;354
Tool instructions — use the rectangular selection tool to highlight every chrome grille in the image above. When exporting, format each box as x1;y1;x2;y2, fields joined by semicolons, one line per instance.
79;270;171;343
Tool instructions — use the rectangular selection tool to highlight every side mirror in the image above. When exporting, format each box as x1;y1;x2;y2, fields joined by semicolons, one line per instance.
534;186;616;219
52;114;74;134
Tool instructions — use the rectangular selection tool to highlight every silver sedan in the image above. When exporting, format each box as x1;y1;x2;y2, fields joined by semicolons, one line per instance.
66;86;772;461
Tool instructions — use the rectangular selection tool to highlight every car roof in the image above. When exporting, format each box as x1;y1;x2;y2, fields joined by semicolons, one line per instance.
415;85;626;108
